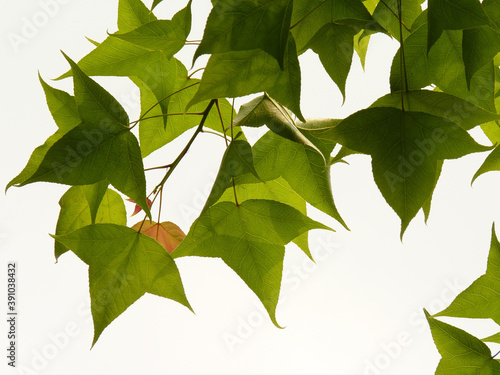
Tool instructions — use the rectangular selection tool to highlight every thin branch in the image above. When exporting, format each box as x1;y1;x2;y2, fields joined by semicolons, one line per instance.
153;99;217;193
133;112;204;124
145;164;172;172
397;0;406;111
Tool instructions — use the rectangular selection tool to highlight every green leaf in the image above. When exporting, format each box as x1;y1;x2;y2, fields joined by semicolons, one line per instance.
38;74;81;131
243;130;347;228
133;75;235;157
428;0;489;52
189;35;304;121
118;0;157;33
305;23;357;100
425;310;500;374
202;140;260;212
434;230;500;325
391;18;496;112
53;224;191;346
63;53;129;127
23;56;150;217
291;0;374;53
473;146;500;183
55;185;127;259
234;94;320;154
485;0;500;31
151;0;164;10
371;0;423;41
482;331;500;344
112;1;192;57
354;31;370;70
218;176;314;260
57;37;180;123
371;90;500;130
329;107;489;235
463;26;500;88
173;199;331;326
297;118;343;159
195;0;293;69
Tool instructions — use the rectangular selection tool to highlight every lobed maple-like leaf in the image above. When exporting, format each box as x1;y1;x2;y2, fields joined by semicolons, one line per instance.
426;310;500;374
328;107;489;235
131;221;186;253
20;54;151;218
173;199;331;326
53;224;192;346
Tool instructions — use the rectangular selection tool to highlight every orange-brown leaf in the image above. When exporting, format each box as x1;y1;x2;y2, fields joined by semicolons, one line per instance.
131;221;185;253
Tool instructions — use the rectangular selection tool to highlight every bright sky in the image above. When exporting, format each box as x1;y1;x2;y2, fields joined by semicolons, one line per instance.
1;1;500;374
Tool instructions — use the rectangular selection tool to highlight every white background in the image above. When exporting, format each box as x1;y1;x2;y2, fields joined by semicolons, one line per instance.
1;1;500;374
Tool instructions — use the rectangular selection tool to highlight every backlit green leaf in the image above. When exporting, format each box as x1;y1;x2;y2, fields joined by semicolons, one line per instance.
189;35;304;121
371;90;500;130
39;74;80;131
428;0;489;52
195;0;293;69
371;0;423;41
463;26;500;88
55;184;127;259
473;146;500;183
328;107;489;235
244;130;347;228
305;23;357;100
54;224;191;346
118;0;157;33
218;176;313;260
112;1;192;57
173;199;331;326
291;0;374;52
425;310;500;374
202;139;260;212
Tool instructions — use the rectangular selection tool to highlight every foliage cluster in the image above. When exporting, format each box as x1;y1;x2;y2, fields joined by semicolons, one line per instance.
7;0;500;372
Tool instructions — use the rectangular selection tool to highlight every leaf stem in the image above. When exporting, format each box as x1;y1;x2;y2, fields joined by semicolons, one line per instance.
145;164;172;172
397;0;407;111
153;99;217;193
187;68;205;79
133;112;204;124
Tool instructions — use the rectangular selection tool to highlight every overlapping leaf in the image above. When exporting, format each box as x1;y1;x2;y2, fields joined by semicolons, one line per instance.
189;35;304;121
391;15;496;112
328;107;489;235
118;0;157;33
55;183;126;259
371;90;500;130
427;0;489;52
371;0;423;41
194;0;293;68
131;221;186;254
201;140;260;212
426;310;500;374
218;176;315;260
241;130;346;228
112;1;191;56
463;26;500;87
54;224;191;346
435;225;500;324
133;74;235;157
305;23;357;99
21;55;150;217
290;0;374;52
173;199;331;326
